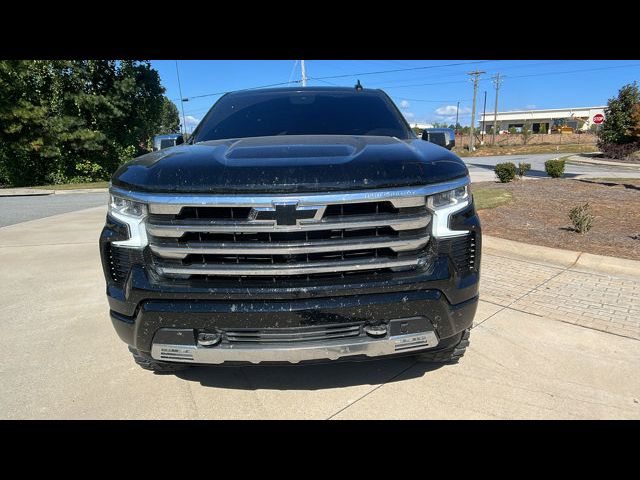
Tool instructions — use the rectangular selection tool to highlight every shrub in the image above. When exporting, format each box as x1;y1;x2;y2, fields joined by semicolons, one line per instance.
494;162;517;183
569;203;594;234
599;141;640;160
545;159;565;178
517;162;531;178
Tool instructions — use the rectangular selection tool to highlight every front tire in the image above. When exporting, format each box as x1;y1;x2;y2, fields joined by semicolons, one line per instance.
129;347;191;373
414;328;470;364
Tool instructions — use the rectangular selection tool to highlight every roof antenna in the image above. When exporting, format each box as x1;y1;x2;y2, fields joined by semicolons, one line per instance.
355;79;363;91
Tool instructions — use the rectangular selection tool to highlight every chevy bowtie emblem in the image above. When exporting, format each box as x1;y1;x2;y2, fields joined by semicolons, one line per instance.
249;202;325;227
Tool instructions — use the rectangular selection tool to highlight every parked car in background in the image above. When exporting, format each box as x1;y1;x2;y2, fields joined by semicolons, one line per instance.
153;134;184;151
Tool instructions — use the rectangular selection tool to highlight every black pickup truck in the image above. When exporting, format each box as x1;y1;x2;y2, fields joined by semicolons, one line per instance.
100;86;480;372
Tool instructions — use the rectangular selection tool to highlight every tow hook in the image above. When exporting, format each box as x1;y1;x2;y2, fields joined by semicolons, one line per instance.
197;332;222;347
364;324;388;338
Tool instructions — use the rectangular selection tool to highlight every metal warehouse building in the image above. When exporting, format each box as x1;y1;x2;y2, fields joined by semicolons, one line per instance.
479;106;606;134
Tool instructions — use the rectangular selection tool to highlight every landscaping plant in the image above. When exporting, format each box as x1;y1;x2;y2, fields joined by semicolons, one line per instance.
597;82;640;160
545;159;565;178
494;162;517;183
517;162;531;178
569;203;594;234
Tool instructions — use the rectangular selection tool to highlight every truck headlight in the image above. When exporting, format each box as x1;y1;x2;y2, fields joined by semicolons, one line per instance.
109;194;147;218
427;185;471;238
107;193;148;248
429;185;469;209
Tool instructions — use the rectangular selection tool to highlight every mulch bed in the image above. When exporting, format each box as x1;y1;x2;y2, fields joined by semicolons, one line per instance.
475;178;640;260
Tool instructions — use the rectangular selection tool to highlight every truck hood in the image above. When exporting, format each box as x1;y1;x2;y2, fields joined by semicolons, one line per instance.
111;135;468;193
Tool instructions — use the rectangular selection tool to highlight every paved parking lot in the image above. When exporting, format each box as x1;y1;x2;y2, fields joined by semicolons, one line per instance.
0;205;638;419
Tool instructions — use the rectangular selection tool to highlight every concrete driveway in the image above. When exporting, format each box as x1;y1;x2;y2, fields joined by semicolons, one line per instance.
0;206;638;419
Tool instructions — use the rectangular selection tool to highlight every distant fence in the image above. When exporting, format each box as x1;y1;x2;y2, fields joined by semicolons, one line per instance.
454;133;598;148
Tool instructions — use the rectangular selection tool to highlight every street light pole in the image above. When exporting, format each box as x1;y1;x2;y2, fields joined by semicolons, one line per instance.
175;60;188;137
301;60;307;87
455;101;460;136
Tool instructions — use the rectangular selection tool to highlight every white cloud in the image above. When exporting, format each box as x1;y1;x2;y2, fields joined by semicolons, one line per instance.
402;111;415;120
400;100;411;109
434;105;471;116
525;104;537;110
182;115;200;131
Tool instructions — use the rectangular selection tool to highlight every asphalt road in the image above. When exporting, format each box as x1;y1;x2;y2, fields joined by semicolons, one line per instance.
0;192;108;227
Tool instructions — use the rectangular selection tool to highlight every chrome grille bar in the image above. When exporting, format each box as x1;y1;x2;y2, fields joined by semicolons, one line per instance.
156;256;420;276
150;235;429;259
146;212;430;237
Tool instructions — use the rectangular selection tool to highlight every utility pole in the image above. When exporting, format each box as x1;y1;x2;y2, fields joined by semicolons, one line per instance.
301;60;307;87
455;101;460;136
481;90;487;145
467;70;485;151
175;60;188;137
492;73;502;146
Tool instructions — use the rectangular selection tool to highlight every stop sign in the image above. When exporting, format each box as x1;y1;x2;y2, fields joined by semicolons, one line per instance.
593;113;604;124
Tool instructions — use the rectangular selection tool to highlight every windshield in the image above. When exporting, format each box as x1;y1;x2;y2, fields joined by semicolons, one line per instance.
191;90;412;142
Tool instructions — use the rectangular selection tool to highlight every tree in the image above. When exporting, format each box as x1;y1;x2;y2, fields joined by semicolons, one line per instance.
598;81;640;146
156;97;180;135
0;60;168;187
521;122;532;145
628;102;640;139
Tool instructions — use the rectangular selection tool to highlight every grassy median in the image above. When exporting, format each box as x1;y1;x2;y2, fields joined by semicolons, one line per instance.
473;188;513;210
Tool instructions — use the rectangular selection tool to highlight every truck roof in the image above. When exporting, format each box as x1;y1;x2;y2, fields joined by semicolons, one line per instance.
225;86;383;96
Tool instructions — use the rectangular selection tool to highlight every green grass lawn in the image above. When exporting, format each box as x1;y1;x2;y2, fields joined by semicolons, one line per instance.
32;181;110;190
473;188;513;210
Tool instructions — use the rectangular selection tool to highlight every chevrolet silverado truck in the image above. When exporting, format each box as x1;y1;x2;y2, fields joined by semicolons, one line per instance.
99;86;480;372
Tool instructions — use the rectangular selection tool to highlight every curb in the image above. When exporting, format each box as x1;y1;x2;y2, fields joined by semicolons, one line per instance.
0;189;54;197
565;154;640;169
0;188;108;197
483;235;640;279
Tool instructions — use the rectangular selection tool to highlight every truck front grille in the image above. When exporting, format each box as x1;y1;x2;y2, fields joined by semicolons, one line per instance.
144;193;432;279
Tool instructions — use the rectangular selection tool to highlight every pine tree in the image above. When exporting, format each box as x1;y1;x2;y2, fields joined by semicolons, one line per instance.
598;82;640;146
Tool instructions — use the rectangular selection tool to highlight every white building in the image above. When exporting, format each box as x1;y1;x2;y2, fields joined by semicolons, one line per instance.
408;122;434;130
479;106;606;134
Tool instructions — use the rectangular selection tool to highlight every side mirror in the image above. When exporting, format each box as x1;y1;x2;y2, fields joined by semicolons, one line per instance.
175;134;184;146
422;128;455;150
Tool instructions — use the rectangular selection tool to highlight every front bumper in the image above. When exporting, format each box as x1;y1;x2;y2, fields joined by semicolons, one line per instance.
110;289;478;364
151;320;440;364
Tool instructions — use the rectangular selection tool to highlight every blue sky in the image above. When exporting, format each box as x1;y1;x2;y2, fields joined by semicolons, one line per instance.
150;60;640;132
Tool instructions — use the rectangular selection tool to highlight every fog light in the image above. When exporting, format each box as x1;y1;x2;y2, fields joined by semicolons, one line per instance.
364;324;388;337
197;332;222;347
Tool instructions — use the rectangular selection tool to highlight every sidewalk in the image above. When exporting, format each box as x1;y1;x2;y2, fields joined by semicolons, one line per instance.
481;235;640;340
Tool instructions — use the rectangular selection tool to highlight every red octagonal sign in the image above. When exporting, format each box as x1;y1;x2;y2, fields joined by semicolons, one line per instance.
593;113;605;124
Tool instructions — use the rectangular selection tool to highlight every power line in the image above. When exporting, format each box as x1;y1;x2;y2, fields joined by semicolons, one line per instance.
379;62;640;90
306;60;494;81
176;60;494;102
